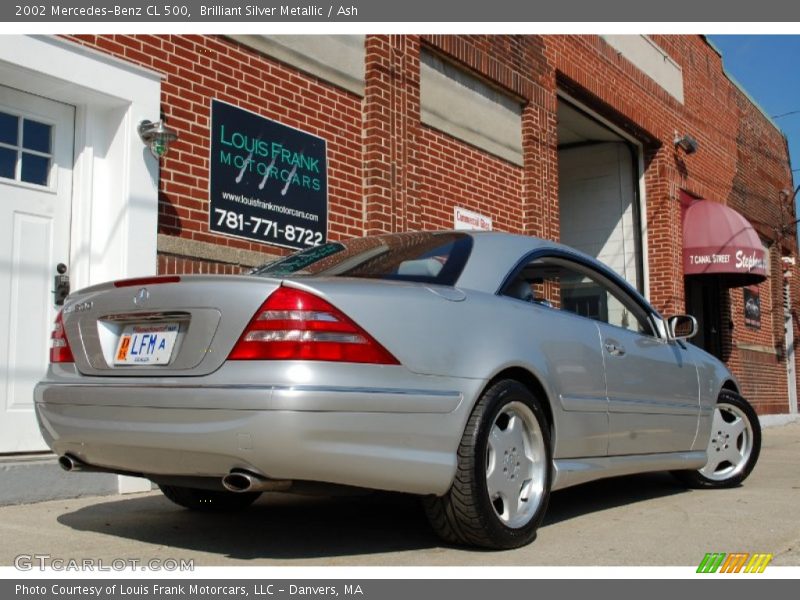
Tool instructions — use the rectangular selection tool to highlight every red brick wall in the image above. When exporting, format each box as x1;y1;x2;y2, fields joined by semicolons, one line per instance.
543;34;798;412
157;253;247;275
64;34;364;263
363;36;529;237
362;35;421;234
63;33;798;413
414;127;524;232
422;35;559;240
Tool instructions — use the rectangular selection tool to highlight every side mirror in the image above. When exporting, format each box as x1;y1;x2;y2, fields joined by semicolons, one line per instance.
668;315;698;340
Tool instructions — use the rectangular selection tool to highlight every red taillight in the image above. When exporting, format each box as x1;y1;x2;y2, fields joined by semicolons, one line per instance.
50;311;74;363
228;286;400;365
113;276;181;288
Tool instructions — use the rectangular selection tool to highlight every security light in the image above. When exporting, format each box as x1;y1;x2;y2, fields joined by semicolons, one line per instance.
138;119;179;158
674;133;698;155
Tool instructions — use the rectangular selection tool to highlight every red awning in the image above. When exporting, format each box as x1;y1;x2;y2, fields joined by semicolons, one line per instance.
682;199;767;285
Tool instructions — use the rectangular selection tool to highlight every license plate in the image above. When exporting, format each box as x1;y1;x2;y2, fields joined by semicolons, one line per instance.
114;323;179;365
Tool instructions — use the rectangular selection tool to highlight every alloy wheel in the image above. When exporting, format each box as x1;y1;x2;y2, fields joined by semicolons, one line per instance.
485;401;547;528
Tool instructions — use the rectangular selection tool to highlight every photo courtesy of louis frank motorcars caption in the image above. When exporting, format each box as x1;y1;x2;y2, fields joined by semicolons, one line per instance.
35;231;761;549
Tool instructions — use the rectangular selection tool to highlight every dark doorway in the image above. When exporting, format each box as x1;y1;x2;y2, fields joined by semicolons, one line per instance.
685;277;724;359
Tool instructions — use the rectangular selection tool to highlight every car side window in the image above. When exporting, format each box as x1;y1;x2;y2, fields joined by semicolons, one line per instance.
503;256;655;336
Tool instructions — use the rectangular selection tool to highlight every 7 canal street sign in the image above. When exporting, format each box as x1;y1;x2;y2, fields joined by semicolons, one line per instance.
682;247;767;277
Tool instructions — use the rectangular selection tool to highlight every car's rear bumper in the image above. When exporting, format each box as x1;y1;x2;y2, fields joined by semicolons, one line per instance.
34;363;479;496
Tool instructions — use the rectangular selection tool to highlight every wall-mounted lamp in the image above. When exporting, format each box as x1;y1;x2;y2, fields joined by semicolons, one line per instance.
779;185;800;202
674;133;699;155
138;119;179;158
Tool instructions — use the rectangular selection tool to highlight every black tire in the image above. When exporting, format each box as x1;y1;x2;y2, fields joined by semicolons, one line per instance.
423;379;552;549
159;484;261;511
673;389;761;489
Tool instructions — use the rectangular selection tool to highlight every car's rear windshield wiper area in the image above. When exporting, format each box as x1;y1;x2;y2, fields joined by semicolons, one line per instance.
253;232;473;286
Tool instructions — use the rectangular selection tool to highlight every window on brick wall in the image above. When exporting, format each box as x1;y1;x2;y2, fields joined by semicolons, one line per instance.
600;35;684;104
420;49;523;166
230;35;366;96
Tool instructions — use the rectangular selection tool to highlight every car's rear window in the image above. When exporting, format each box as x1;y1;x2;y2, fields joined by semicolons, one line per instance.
253;232;473;286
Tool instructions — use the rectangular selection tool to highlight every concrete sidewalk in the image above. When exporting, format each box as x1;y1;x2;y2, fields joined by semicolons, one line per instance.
1;421;798;567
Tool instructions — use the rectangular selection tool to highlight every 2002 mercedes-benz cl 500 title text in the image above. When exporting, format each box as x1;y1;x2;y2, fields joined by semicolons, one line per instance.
36;231;760;549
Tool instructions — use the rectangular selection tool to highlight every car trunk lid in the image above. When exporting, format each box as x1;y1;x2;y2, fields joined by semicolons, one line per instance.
62;275;281;377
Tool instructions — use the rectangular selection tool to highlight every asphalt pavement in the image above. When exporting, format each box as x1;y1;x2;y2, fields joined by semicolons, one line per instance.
1;421;798;567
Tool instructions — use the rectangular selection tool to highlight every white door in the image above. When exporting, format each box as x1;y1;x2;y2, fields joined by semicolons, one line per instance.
0;85;74;452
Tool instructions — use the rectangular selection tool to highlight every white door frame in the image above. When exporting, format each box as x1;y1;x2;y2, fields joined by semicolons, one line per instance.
786;280;798;414
0;35;161;293
0;35;162;493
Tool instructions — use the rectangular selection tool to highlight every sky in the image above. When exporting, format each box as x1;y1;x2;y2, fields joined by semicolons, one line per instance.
707;35;800;208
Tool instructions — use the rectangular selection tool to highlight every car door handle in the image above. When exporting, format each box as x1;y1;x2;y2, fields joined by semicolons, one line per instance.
604;341;625;356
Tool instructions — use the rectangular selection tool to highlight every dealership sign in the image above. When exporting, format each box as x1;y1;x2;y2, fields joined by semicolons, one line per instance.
209;99;328;250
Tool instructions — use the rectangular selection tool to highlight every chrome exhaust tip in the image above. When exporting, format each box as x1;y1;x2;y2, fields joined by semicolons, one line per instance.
56;455;140;477
221;471;256;492
58;455;82;472
221;470;291;493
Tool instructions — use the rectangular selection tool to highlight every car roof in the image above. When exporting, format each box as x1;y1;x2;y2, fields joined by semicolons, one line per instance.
456;231;572;292
459;231;661;321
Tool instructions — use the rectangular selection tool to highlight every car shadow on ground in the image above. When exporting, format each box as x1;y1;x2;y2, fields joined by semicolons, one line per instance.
57;472;689;560
542;472;688;526
58;491;440;560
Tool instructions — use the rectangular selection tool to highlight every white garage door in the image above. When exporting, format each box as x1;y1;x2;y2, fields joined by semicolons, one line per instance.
558;141;640;290
0;85;74;453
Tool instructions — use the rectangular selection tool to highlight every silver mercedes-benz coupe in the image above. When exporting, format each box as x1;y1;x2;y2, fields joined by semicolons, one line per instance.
35;231;760;549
